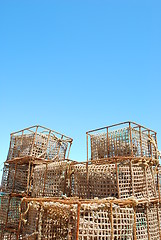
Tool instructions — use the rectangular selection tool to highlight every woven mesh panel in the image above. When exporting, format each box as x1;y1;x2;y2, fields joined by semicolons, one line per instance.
118;164;156;199
79;203;111;239
32;161;68;197
0;195;21;231
90;128;130;160
20;202;40;240
133;166;147;199
88;164;118;199
118;164;132;199
148;203;160;240
1;163;15;193
1;163;10;191
0;195;9;229
1;162;29;194
8;134;34;160
71;162;157;200
159;203;161;231
146;167;156;199
71;164;88;199
112;204;134;239
136;205;148;240
21;202;77;240
78;203;134;239
20;200;135;240
0;230;21;240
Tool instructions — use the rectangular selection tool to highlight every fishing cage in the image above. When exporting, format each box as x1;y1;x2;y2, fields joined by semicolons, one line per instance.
0;193;22;232
17;198;136;240
71;158;158;200
87;121;158;161
7;125;73;161
1;157;52;195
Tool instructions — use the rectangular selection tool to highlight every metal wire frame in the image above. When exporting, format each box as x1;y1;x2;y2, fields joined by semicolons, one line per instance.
1;156;160;200
1;156;77;196
7;125;73;161
86;121;158;162
16;197;161;240
71;158;159;200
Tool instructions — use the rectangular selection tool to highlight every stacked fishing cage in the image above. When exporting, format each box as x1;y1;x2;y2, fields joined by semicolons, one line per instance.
0;125;73;239
82;121;161;239
0;121;160;240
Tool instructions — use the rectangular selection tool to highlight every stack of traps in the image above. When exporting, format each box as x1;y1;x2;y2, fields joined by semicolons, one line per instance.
0;121;161;240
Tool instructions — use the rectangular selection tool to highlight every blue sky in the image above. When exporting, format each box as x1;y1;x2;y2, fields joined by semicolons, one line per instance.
0;1;161;178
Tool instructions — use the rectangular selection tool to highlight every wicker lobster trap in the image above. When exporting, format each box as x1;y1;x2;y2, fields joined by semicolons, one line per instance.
87;121;158;161
71;158;158;200
17;198;136;240
7;125;73;161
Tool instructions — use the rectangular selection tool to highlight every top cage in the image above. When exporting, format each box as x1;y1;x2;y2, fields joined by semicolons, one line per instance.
7;125;73;160
87;121;158;161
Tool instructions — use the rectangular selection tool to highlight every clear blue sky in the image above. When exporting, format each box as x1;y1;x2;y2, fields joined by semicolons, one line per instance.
0;1;161;178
